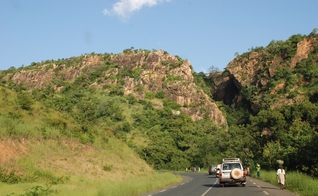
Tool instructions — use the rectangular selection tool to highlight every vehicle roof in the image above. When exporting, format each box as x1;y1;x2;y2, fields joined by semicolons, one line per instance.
222;158;241;163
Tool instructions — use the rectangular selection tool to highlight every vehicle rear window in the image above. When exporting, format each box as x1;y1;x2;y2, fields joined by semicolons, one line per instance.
223;163;241;170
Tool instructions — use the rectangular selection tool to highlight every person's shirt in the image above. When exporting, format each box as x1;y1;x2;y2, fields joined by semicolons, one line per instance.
277;169;285;175
256;167;260;172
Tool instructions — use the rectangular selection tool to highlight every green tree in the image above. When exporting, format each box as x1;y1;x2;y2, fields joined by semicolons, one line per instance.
17;92;33;111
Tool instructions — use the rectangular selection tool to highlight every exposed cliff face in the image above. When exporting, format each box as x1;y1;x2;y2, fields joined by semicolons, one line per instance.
213;36;318;112
5;50;227;128
227;37;317;88
290;38;313;68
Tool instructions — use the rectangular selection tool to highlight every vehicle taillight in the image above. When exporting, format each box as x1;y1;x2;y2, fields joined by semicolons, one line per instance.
243;172;246;176
219;173;222;177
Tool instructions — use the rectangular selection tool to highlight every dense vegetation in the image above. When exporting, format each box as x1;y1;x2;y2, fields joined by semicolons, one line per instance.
0;29;317;189
205;29;318;176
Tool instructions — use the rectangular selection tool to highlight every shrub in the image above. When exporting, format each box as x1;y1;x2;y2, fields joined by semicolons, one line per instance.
155;91;165;99
17;92;34;111
102;164;113;172
0;168;21;184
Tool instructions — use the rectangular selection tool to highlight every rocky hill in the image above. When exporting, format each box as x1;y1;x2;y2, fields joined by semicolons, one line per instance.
2;49;227;128
212;33;318;114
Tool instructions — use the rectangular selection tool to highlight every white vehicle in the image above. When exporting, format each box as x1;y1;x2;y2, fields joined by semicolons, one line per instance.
219;158;246;187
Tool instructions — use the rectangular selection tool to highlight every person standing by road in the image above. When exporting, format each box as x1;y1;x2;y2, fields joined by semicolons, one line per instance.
246;165;250;176
277;165;286;190
256;164;261;179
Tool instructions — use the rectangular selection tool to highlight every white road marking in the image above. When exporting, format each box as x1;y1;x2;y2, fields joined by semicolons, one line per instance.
201;179;218;196
144;176;193;196
249;178;269;195
263;190;269;195
201;187;212;196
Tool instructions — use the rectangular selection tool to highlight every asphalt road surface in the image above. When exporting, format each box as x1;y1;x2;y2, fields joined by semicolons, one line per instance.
141;172;297;196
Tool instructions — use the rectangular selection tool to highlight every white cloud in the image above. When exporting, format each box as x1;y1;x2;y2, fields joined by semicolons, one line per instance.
103;0;170;20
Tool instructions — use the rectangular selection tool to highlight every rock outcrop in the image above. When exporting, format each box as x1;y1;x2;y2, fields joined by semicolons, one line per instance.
5;50;228;128
212;36;318;112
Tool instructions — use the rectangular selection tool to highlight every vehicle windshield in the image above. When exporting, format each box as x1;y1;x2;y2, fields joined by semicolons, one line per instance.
223;163;241;170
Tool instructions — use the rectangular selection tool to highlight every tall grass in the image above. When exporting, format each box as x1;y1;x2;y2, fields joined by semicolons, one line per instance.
251;170;318;196
96;172;182;196
0;115;63;140
0;172;182;196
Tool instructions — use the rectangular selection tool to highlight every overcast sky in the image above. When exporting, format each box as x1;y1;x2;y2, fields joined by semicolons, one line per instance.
1;0;317;73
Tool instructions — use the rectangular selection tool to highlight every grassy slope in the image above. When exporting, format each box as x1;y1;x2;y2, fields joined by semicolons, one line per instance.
0;86;182;195
0;137;181;196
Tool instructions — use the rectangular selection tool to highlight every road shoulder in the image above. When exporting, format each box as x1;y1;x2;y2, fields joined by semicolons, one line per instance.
247;176;299;196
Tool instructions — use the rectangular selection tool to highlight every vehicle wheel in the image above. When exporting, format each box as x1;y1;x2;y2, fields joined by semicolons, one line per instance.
220;183;224;187
231;168;241;180
241;183;246;187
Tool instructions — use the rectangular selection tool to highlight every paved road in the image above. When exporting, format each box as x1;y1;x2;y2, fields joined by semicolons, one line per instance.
141;172;297;196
